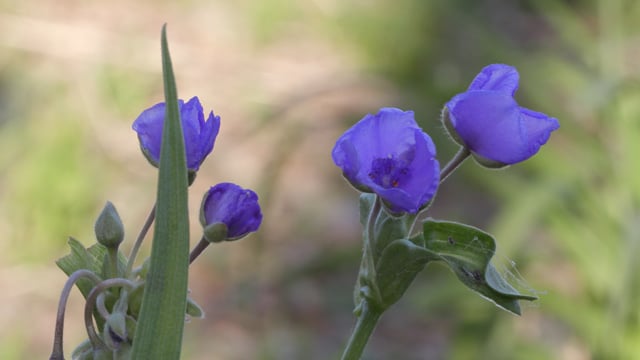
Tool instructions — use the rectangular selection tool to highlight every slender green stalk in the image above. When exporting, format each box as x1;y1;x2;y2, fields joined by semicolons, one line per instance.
189;237;210;264
107;248;120;279
125;204;156;278
340;301;382;360
439;146;471;184
49;270;102;360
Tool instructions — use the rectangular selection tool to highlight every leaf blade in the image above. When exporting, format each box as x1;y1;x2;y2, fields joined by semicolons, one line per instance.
130;24;190;359
423;219;537;315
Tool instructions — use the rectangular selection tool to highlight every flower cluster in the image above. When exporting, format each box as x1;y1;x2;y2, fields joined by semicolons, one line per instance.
333;64;559;212
133;96;262;241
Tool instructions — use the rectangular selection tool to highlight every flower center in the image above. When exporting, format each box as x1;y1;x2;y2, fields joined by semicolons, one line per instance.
368;157;411;188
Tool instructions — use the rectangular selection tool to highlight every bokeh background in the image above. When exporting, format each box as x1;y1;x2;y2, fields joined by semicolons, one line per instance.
1;0;639;359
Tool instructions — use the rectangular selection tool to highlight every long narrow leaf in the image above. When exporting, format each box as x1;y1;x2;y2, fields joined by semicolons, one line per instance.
131;24;190;359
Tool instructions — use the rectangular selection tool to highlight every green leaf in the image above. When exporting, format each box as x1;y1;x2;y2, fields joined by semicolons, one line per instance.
375;238;434;310
56;237;127;329
130;25;190;359
422;219;537;315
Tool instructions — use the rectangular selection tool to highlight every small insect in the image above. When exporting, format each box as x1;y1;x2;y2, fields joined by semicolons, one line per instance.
447;236;455;245
460;267;484;285
470;270;484;283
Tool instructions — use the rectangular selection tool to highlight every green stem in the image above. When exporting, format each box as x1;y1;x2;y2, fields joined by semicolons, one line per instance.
340;301;382;360
108;248;120;279
125;204;156;278
439;146;471;184
189;237;210;264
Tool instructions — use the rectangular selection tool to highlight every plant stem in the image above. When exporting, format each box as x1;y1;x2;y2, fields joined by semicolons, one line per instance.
49;270;102;360
189;237;210;264
125;204;156;277
439;146;471;184
108;248;120;279
340;301;382;360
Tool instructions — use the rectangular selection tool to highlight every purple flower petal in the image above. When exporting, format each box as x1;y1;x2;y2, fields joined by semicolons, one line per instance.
468;64;520;95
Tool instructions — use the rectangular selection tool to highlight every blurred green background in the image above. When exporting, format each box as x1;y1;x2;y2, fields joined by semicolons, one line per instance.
1;0;639;359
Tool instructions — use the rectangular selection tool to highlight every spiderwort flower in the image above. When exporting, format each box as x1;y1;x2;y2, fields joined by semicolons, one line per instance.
443;64;559;167
132;96;220;172
200;182;262;242
332;108;440;214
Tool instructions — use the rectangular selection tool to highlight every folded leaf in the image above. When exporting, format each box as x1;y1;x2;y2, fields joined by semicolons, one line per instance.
422;219;537;315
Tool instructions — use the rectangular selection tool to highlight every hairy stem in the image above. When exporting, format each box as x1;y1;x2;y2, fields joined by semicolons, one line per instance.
439;146;471;184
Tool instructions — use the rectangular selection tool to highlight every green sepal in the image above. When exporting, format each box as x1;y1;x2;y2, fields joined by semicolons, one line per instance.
186;296;205;319
374;239;435;310
422;219;537;315
441;106;465;147
202;222;228;243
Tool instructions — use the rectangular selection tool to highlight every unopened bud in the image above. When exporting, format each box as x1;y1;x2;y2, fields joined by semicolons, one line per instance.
95;202;125;249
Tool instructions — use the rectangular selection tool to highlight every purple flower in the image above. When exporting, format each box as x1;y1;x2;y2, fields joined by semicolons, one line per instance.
132;96;220;172
444;64;559;166
200;183;262;241
332;108;440;214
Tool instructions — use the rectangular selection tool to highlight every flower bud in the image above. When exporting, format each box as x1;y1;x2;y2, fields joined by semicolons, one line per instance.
199;183;262;241
104;312;127;351
95;201;124;249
